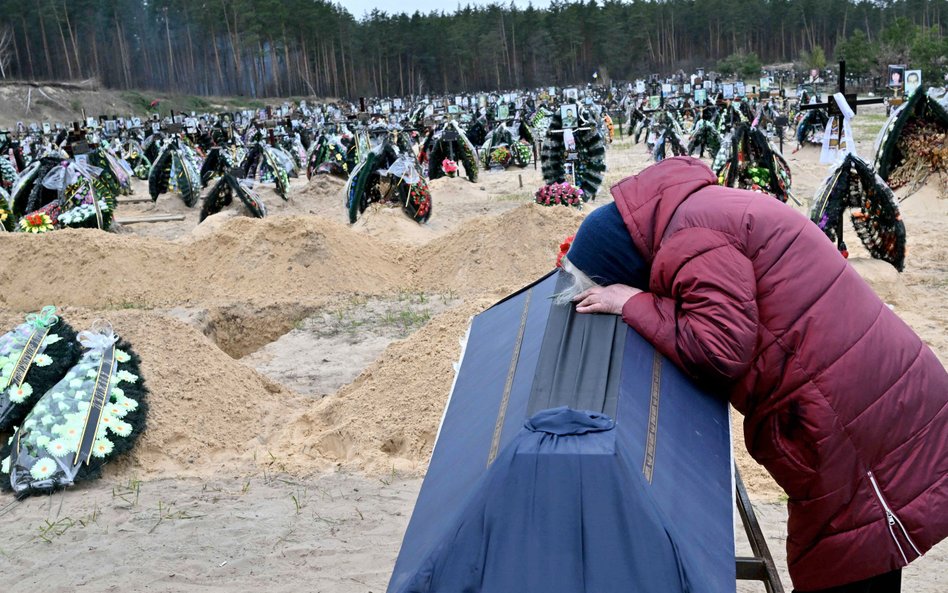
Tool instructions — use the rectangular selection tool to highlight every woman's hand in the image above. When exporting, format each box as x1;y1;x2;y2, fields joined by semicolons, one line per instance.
573;284;643;315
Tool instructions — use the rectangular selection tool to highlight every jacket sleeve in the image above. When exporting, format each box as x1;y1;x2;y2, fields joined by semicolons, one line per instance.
621;242;759;382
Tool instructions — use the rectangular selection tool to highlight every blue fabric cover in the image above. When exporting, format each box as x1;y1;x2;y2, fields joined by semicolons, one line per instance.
396;407;690;593
387;272;733;593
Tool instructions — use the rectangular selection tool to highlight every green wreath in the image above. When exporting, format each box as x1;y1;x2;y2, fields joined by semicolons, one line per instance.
2;323;148;498
0;307;81;433
540;111;606;198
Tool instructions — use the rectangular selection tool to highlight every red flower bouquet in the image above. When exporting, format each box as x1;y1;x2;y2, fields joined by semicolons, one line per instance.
535;182;584;208
442;159;459;178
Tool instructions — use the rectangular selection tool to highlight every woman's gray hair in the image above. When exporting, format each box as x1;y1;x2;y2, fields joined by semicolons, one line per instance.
553;256;600;306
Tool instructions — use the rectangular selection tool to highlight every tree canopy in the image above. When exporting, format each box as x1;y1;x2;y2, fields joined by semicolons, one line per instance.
0;0;944;97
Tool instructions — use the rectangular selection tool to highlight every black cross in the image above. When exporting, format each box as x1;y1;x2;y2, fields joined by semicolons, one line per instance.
799;61;885;116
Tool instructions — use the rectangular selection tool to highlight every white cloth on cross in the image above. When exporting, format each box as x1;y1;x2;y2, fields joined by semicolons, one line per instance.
820;93;856;164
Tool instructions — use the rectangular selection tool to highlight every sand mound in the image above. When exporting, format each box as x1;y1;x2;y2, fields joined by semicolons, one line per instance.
412;203;584;295
0;229;183;310
97;310;301;478
0;215;407;311
298;173;347;199
272;301;491;475
187;215;405;300
294;174;349;220
351;203;440;245
114;189;203;240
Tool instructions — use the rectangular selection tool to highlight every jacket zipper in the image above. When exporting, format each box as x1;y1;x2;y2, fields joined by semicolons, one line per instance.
867;471;922;564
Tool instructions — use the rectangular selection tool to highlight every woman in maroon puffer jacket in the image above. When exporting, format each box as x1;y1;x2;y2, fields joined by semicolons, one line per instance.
568;156;948;592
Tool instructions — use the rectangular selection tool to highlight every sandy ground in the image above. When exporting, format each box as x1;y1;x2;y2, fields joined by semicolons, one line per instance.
0;103;945;591
0;473;944;593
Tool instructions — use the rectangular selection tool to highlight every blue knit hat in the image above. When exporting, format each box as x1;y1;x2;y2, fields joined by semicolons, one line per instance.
567;203;649;289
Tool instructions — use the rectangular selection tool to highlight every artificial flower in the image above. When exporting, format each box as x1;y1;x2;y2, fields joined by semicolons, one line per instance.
91;437;114;458
57;200;111;226
110;420;133;438
44;334;62;346
556;235;576;268
29;457;58;480
490;146;512;166
46;439;72;458
60;424;82;441
535;182;584;209
117;397;139;412
442;158;459;177
111;387;125;400
19;212;54;233
107;404;128;419
116;370;139;384
34;354;52;367
8;383;33;404
1;456;9;474
115;350;131;363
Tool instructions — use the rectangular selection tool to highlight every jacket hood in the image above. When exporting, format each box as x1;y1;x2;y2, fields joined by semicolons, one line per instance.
610;156;717;262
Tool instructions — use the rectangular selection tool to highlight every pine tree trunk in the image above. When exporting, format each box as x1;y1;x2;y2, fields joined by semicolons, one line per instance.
340;37;349;98
21;17;34;78
282;27;292;96
186;18;198;93
65;2;82;77
399;54;404;96
213;33;226;94
55;11;74;79
115;17;130;89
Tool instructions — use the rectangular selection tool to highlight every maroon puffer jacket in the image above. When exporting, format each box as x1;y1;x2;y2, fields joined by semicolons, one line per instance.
614;157;948;590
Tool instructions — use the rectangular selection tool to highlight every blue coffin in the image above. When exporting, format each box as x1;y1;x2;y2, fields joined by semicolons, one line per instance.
388;271;734;593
